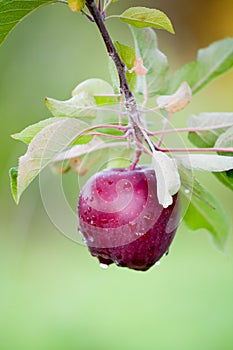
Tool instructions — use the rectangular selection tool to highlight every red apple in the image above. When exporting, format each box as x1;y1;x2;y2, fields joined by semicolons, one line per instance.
78;166;181;271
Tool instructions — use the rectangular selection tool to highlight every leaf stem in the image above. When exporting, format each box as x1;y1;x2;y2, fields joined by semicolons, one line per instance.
148;124;233;136
86;132;128;139
160;147;233;153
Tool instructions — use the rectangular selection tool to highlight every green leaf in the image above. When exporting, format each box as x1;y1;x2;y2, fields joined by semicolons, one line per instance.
72;78;118;106
45;92;97;119
9;167;18;203
11;117;62;145
181;185;230;250
16;118;88;203
215;125;233;155
167;38;233;94
114;41;137;92
130;27;169;96
214;126;233;189
68;0;85;12
179;164;215;208
176;154;233;172
0;0;60;46
53;139;131;175
120;7;174;33
187;113;233;191
188;112;233;148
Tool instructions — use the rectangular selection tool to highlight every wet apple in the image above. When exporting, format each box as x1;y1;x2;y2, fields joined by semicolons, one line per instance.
78;166;181;271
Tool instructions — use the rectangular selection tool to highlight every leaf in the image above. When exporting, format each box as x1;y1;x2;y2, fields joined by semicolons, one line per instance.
181;186;229;249
188;112;233;148
53;139;131;175
11;117;62;145
157;82;192;113
114;41;137;92
120;7;174;33
16;118;88;203
178;164;215;208
54;139;129;162
0;0;60;46
176;154;233;172
72;78;114;97
45;92;97;119
130;27;169;96
167;38;233;94
9;167;18;203
68;0;85;12
215;125;233;154
214;126;233;189
152;151;181;208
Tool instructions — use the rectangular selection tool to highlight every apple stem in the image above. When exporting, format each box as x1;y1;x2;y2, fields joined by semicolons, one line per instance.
129;149;142;170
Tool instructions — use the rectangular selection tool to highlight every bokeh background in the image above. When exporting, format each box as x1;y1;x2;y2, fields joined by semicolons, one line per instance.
0;0;233;349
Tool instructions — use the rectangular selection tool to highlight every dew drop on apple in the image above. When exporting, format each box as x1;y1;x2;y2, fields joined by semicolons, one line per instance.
99;263;109;269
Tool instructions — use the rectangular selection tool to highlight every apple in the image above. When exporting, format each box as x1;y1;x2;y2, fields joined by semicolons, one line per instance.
78;166;181;271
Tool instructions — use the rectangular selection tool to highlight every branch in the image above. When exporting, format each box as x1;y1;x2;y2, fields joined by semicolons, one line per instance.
85;0;144;145
85;0;132;101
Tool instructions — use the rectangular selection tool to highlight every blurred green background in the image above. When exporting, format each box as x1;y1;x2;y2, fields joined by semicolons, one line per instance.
0;1;233;349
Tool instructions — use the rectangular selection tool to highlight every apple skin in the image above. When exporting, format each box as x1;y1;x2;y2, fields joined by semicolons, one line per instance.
78;166;181;271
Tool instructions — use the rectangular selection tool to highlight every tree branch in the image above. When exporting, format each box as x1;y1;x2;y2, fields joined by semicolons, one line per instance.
85;0;144;145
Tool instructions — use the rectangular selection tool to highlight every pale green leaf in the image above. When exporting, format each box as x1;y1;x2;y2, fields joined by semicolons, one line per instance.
152;151;181;208
214;126;233;188
16;118;88;203
72;78;114;96
11;117;62;145
0;0;61;46
181;186;230;249
188;112;233;148
168;38;233;94
176;154;233;172
45;92;97;119
178;164;215;208
215;125;233;152
120;7;174;33
130;27;169;96
53;139;131;175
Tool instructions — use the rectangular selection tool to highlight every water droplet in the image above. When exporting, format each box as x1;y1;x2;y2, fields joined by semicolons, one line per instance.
100;218;108;224
155;261;161;266
108;180;113;185
184;188;190;194
89;236;94;242
99;263;109;269
129;222;137;232
89;196;94;202
123;181;131;191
